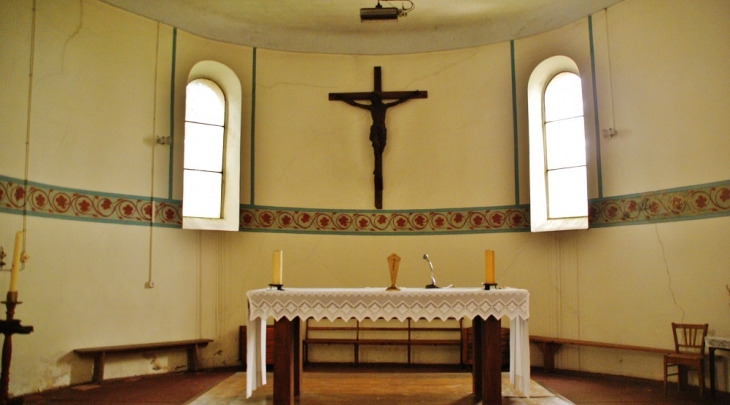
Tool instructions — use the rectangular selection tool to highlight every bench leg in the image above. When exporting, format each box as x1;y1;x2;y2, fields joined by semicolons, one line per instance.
187;345;200;372
534;342;561;371
92;353;105;383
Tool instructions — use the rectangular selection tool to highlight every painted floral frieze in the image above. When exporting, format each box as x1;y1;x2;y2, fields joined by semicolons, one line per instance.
0;177;182;227
2;176;729;234
240;207;530;233
588;184;730;226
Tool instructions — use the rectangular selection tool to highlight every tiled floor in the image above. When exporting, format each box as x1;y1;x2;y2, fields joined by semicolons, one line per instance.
20;366;730;405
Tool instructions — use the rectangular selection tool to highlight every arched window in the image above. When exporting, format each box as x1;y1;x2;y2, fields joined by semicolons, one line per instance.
183;78;225;219
528;56;588;232
182;61;241;231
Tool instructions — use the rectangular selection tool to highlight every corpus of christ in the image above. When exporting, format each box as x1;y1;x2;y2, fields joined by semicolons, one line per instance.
329;66;427;209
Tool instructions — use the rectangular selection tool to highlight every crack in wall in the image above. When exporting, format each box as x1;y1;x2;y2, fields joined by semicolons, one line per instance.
400;49;482;89
64;0;84;59
498;234;533;280
654;224;685;322
35;0;84;85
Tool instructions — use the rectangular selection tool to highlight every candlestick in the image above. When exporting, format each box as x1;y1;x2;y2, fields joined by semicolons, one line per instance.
272;250;283;286
8;233;22;294
484;250;495;285
0;291;33;405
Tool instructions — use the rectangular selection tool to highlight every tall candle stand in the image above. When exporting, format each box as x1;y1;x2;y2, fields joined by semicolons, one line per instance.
0;292;33;405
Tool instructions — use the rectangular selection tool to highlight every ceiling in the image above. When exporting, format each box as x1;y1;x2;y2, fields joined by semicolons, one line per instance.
99;0;623;55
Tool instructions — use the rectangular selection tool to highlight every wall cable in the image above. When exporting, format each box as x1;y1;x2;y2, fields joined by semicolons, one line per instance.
20;0;38;263
604;9;617;131
147;23;161;288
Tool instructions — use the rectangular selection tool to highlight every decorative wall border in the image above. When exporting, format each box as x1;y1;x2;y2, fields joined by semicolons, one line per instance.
0;176;182;228
240;205;530;235
1;175;729;234
588;180;730;227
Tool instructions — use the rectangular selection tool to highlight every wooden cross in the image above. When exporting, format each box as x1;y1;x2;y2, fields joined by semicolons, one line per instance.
329;66;427;209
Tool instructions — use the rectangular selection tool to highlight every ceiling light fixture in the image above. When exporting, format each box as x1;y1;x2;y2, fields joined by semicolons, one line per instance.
360;0;414;22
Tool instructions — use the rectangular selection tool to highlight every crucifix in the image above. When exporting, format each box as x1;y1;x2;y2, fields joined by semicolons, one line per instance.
329;66;427;209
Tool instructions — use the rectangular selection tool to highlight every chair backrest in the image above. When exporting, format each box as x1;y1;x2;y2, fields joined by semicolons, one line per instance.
671;323;709;354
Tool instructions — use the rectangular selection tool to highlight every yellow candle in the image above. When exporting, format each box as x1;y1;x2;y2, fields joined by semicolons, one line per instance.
272;250;283;285
9;231;22;293
484;250;495;284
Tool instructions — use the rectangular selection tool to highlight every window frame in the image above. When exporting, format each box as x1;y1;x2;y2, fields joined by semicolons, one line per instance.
182;61;241;231
183;78;226;219
528;56;588;232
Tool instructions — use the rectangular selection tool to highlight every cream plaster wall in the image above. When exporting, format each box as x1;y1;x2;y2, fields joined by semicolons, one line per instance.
253;46;515;210
598;0;730;195
27;0;159;196
11;219;202;388
0;0;222;394
0;0;729;398
0;0;32;180
574;218;730;379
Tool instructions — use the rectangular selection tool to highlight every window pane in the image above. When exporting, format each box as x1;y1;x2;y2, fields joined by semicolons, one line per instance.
547;167;588;218
186;79;225;126
545;72;583;122
184;122;224;172
545;116;586;170
182;170;223;218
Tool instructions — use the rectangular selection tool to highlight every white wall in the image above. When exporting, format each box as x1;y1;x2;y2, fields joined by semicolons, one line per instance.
0;0;728;397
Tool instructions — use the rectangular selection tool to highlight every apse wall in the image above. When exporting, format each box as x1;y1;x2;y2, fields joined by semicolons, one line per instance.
0;0;728;397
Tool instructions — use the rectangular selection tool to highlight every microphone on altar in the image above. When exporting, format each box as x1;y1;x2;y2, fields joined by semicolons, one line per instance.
422;254;451;289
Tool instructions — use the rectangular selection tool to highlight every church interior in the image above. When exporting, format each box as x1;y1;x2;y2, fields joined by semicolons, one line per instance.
1;0;729;403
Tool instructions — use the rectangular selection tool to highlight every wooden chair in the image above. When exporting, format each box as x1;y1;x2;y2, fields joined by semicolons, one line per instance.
663;323;708;396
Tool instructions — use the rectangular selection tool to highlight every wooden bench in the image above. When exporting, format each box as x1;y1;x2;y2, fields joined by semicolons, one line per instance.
74;339;213;383
530;335;673;371
303;318;464;365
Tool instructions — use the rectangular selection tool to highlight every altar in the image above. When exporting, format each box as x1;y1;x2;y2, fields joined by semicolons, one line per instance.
706;336;730;397
246;287;530;405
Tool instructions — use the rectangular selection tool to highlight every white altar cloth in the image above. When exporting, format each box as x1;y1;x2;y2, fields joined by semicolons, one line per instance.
246;287;530;398
706;336;730;350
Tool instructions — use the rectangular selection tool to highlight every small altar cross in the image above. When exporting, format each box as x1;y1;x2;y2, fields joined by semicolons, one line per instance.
329;66;427;209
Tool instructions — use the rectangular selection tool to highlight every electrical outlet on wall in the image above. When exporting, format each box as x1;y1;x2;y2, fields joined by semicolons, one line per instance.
145;281;155;289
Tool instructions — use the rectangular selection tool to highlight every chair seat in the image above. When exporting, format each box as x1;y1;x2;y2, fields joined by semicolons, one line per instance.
665;352;703;365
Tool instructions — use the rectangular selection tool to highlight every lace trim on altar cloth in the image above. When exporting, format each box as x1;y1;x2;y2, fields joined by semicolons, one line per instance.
706;336;730;350
247;287;529;322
